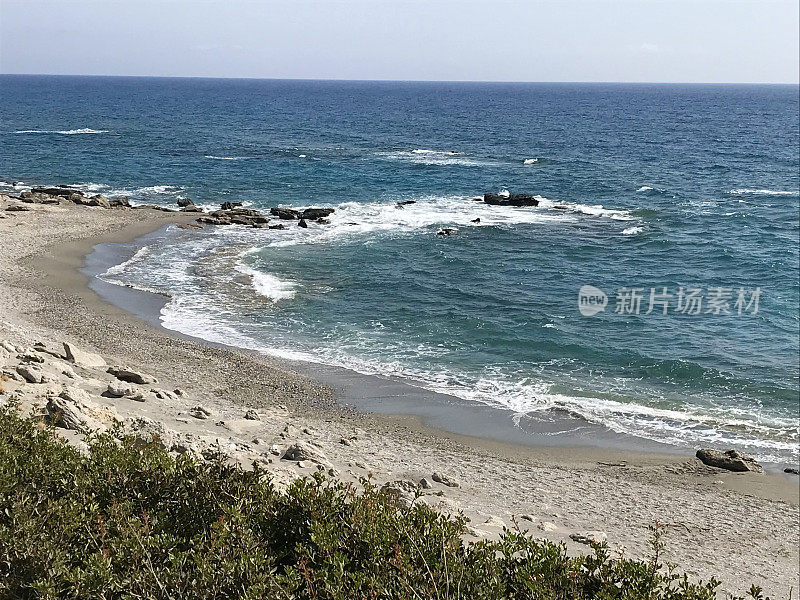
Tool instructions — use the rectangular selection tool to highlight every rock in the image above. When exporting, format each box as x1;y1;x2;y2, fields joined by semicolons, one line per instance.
197;216;231;225
519;514;536;522
68;192;85;204
431;472;459;487
244;409;260;421
189;405;212;419
177;223;203;230
6;204;30;212
177;198;195;208
47;390;103;433
465;526;488;538
537;521;558;533
61;365;77;379
151;388;178;401
221;201;243;210
269;444;281;456
269;207;300;220
339;436;351;446
63;342;106;368
437;227;458;236
483;515;505;528
269;224;286;230
33;341;64;359
483;192;539;207
107;366;157;385
106;380;136;397
0;341;15;353
124;416;176;450
396;200;416;207
21;191;60;204
419;477;433;489
19;352;45;363
297;218;308;228
783;467;799;475
282;441;328;464
88;194;111;208
16;364;45;383
471;217;480;223
570;531;607;545
108;196;131;208
301;208;335;220
31;186;77;198
381;480;419;506
696;448;763;473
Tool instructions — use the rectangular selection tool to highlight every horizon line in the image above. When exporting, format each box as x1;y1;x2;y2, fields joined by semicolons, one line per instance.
1;72;798;86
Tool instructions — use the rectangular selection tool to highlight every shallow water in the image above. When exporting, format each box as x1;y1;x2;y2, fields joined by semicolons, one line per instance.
2;76;798;462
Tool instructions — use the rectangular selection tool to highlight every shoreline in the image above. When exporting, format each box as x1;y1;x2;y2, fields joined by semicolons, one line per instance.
0;195;798;595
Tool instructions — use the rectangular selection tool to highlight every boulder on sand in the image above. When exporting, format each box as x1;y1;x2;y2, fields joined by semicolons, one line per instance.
63;342;106;368
177;198;195;208
696;448;763;473
107;365;157;385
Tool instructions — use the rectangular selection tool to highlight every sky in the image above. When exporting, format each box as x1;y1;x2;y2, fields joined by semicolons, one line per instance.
0;0;798;83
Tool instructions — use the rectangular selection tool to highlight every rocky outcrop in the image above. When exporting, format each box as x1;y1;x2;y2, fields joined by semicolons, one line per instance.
270;207;300;220
483;192;539;207
437;228;458;236
696;449;763;473
177;198;195;208
301;208;335;220
431;472;459;487
221;201;243;210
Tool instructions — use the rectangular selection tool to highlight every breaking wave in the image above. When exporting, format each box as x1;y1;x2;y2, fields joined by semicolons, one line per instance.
14;128;109;135
729;188;799;197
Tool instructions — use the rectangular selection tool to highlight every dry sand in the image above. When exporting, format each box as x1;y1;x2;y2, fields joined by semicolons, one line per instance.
1;197;797;596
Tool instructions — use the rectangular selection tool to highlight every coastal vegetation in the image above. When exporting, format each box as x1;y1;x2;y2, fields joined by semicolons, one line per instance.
0;405;768;600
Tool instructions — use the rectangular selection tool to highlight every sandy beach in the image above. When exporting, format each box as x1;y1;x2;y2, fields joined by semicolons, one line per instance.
0;195;797;596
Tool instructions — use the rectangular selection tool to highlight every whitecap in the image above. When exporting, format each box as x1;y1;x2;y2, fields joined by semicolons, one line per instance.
635;186;653;192
101;246;151;277
622;226;643;235
14;128;108;135
729;188;798;197
523;158;539;165
235;263;297;301
204;155;247;161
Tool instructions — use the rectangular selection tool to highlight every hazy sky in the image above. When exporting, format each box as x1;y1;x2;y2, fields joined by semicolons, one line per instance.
1;0;798;83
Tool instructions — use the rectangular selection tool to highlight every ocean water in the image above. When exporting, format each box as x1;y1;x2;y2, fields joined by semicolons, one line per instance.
2;75;798;463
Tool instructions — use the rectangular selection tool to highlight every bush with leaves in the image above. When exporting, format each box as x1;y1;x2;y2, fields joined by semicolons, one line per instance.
0;404;770;599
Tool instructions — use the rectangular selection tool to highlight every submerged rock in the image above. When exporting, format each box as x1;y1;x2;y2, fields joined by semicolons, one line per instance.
696;449;763;473
437;227;458;236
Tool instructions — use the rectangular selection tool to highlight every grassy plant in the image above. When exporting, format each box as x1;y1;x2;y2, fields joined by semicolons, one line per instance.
0;404;770;600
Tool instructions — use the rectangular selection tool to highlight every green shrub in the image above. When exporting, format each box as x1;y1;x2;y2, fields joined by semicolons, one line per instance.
0;404;767;599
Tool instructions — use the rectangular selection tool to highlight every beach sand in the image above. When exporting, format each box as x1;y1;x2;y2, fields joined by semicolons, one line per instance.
1;196;797;596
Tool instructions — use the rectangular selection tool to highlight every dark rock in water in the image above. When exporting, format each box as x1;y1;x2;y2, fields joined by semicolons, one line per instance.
472;197;484;202
396;200;416;208
221;201;243;210
551;205;568;211
696;449;763;473
270;207;301;220
197;216;231;225
316;218;330;224
177;223;203;230
133;204;174;212
251;222;270;229
211;208;260;218
301;207;335;220
177;198;195;208
437;227;458;236
784;467;799;475
298;218;308;228
471;217;480;223
483;192;539;207
230;215;256;225
31;186;81;198
269;224;286;230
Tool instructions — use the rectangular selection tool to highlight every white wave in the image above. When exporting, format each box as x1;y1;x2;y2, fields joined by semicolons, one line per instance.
298;154;307;158
523;158;539;165
636;186;653;192
14;128;108;135
729;188;798;197
411;149;461;155
622;226;643;235
380;149;487;167
235;263;297;301
205;155;247;161
101;246;151;277
535;197;637;221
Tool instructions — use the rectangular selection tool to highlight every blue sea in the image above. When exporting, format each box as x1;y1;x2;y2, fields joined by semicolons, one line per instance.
2;75;798;463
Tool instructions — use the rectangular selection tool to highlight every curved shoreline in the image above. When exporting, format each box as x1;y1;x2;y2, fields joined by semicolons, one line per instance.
1;199;797;595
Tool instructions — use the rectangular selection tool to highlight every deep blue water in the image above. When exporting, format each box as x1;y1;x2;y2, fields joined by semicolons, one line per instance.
1;75;798;461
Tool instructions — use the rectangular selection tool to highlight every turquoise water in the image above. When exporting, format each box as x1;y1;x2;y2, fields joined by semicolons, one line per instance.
1;76;798;461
